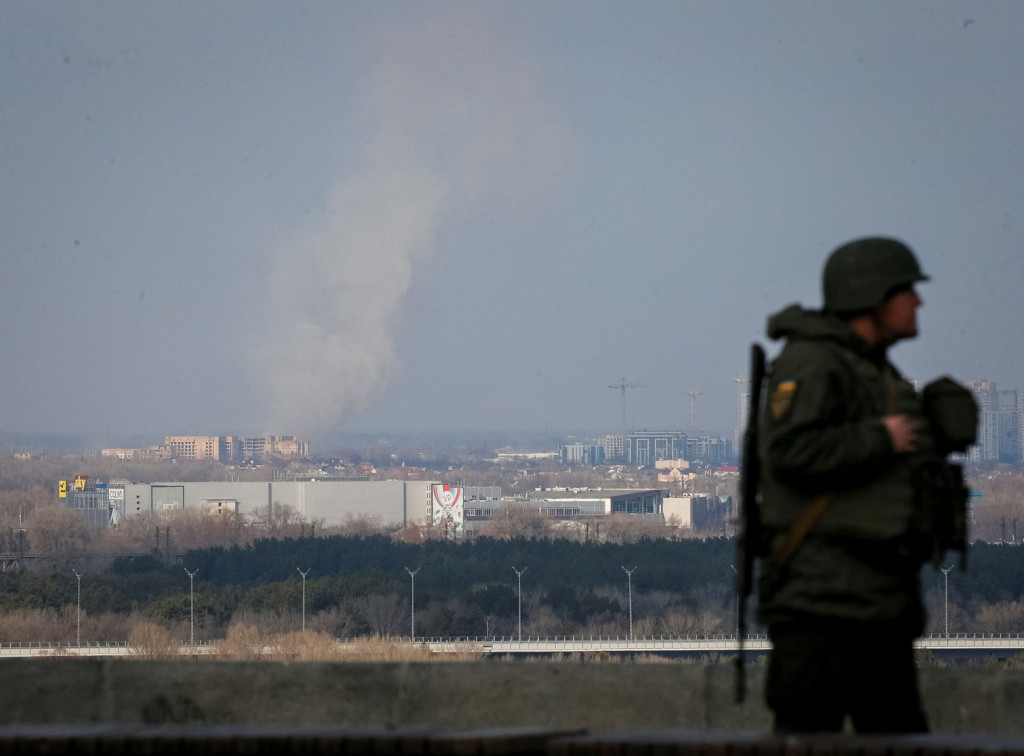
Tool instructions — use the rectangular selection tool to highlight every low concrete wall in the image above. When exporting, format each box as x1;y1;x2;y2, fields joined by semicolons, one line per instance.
0;660;1021;735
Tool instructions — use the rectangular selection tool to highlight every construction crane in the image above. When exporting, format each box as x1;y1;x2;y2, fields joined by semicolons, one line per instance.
686;384;703;435
608;377;644;441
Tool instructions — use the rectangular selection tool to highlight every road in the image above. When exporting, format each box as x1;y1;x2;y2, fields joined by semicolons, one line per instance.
1;634;1021;660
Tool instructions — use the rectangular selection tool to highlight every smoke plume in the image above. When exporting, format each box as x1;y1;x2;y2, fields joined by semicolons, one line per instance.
253;7;573;435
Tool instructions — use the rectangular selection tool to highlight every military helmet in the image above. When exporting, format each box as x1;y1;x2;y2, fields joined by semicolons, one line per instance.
822;236;928;314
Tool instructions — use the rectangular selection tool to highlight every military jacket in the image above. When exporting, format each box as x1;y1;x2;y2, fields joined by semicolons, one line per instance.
755;304;933;631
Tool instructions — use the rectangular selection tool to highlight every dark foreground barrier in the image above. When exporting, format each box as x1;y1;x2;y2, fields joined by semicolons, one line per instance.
3;660;1024;753
3;726;1024;755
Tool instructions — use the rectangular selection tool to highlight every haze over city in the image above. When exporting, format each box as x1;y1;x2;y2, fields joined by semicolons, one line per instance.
3;1;1023;450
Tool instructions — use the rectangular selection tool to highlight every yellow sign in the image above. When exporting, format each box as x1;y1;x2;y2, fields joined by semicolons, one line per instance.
59;480;68;498
74;475;88;491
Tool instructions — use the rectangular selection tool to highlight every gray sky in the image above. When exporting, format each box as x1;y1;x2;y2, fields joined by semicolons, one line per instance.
3;1;1022;447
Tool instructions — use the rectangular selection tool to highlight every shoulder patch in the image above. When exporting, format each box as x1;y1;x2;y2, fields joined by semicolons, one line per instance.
770;379;798;420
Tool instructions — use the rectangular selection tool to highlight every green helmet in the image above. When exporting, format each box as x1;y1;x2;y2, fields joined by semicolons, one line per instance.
822;236;928;313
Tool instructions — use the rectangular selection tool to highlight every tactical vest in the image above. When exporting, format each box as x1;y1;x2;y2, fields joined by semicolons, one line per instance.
759;341;967;564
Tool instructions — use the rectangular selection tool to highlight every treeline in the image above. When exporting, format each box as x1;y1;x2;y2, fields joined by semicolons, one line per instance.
184;534;736;593
1;536;1023;644
0;536;737;643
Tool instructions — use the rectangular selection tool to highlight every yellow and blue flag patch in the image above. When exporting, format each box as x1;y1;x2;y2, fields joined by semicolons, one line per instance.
770;379;798;419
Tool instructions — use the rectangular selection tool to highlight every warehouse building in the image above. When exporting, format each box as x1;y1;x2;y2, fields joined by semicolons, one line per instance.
62;480;699;536
85;479;440;529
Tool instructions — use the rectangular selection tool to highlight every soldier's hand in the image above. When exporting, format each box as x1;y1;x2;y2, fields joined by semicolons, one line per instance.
883;414;918;453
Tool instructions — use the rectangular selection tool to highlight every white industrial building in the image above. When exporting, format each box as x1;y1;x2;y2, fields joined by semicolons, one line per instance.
63;479;730;536
117;480;440;528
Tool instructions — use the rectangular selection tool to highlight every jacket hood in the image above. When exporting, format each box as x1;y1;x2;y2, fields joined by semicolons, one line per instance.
766;303;876;356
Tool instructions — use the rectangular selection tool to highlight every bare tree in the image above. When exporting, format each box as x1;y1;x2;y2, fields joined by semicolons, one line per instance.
478;504;551;540
160;509;249;551
391;524;429;544
98;512;162;554
127;619;178;659
0;487;49;531
310;606;359;639
26;506;91;554
360;593;405;637
249;501;305;538
599;514;667;544
970;471;1024;543
335;513;386;537
523;604;567;637
219;623;268;660
974;600;1024;634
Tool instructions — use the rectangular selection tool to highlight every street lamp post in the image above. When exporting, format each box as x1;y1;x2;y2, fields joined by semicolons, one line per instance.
297;568;310;632
72;569;83;648
730;564;740;640
184;568;198;647
941;564;955;638
405;567;420;641
513;566;527;642
622;566;637;641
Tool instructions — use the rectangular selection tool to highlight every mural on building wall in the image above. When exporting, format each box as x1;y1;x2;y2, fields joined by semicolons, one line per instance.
431;484;464;536
153;485;185;511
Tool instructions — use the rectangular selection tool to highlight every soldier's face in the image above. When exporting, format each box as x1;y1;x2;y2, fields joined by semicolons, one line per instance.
876;286;922;342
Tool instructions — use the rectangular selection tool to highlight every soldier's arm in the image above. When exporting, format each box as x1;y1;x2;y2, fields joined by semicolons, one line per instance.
762;349;894;490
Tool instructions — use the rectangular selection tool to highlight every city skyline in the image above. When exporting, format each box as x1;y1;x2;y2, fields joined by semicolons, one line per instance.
4;2;1023;445
8;369;1022;466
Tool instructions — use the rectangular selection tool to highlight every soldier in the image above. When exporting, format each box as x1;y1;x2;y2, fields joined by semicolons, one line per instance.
755;237;973;734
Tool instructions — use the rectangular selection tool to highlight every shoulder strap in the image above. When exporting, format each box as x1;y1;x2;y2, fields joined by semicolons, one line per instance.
772;492;833;567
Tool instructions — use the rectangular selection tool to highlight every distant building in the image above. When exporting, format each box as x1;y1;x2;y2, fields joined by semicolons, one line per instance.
560;443;605;466
464;486;502;502
493;450;559;463
654;458;687;470
101;446;162;460
58;477;119;529
996;390;1023;465
663;494;733;534
599;435;624;462
201;499;238;515
464;488;666;531
102;435;310;464
619;431;734;467
115;479;437;528
165;435;219;461
626;431;687;466
736;389;752;461
684;436;733;467
60;476;673;536
966;380;1023;466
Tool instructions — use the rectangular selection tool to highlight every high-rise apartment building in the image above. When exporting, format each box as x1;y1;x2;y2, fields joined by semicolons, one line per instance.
626;431;688;466
599;434;624;462
735;389;752;460
165;436;220;461
684;435;733;467
996;390;1023;465
560;443;605;466
965;380;1023;466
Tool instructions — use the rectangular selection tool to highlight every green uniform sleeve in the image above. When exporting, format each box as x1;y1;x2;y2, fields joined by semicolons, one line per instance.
762;342;895;492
